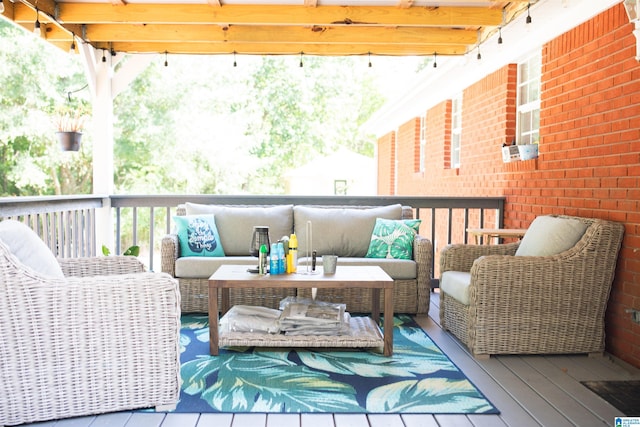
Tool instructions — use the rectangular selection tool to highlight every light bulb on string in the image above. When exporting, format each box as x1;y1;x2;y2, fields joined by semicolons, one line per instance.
433;52;437;68
102;49;107;63
477;46;482;61
69;33;76;54
526;3;532;25
164;51;168;67
368;52;372;68
299;52;304;68
33;9;41;36
498;28;503;46
233;51;237;67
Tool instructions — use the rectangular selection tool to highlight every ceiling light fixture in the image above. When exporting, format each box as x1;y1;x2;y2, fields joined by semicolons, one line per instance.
33;9;41;36
433;52;437;68
624;0;640;61
526;3;532;25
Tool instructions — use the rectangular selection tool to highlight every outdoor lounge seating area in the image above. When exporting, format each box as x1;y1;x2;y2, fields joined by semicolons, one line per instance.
161;202;433;315
0;210;637;426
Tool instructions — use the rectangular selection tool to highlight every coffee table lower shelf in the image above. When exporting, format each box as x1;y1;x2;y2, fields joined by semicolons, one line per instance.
219;316;384;350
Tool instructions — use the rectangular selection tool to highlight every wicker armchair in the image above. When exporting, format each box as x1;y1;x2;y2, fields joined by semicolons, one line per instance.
0;241;181;426
439;215;624;358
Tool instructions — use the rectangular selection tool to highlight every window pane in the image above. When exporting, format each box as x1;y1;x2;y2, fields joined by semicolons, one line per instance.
519;85;528;106
533;109;540;131
519;62;529;82
520;111;532;132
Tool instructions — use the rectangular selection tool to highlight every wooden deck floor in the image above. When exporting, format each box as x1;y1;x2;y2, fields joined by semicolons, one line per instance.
20;292;640;427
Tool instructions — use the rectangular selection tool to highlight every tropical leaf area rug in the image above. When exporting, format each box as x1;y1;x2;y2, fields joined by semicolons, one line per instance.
169;314;499;414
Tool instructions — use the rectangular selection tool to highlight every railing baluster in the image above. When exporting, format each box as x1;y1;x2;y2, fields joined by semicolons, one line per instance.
149;207;155;271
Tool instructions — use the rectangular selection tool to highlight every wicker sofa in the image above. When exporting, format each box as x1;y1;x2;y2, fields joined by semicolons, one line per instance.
439;214;624;358
161;202;433;315
0;220;181;426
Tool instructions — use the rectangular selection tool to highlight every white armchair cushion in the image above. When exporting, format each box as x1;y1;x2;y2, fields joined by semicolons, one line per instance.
515;215;588;257
0;220;64;278
440;271;472;305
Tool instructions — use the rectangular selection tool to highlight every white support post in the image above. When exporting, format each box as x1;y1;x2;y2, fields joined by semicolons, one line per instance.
78;43;154;254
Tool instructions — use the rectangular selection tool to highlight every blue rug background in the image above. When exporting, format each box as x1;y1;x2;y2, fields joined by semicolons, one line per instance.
174;314;499;414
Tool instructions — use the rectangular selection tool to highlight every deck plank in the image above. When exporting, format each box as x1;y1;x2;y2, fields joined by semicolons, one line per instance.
230;413;267;427
367;414;404;427
195;413;233;427
433;414;474;426
300;414;334;427
400;414;439;427
333;414;369;427
89;412;132;427
500;356;608;427
266;414;300;427
160;413;200;427
50;416;95;426
523;356;621;423
123;413;165;427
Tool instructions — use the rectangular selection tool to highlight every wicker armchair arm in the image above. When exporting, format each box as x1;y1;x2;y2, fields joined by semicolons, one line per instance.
414;234;433;314
58;255;146;277
440;242;519;274
161;234;179;277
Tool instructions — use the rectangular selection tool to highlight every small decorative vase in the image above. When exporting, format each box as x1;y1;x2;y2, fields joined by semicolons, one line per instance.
56;131;83;152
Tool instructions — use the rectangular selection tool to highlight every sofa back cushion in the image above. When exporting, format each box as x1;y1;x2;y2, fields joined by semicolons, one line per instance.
0;219;64;278
293;204;403;257
185;203;294;256
515;215;588;257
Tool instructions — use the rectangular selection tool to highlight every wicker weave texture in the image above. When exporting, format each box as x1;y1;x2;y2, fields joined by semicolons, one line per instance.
439;215;624;357
0;242;181;426
162;205;433;315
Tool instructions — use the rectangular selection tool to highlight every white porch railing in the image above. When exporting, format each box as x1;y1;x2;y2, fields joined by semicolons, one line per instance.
0;195;506;282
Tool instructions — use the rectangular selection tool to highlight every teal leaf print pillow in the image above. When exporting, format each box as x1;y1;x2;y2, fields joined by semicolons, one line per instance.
365;218;421;260
174;214;225;257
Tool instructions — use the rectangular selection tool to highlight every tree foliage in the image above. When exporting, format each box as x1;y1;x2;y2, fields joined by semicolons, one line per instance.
2;17;416;197
0;19;92;196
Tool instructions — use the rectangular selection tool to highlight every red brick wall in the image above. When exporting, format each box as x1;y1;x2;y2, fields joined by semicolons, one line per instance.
377;131;396;195
380;3;640;368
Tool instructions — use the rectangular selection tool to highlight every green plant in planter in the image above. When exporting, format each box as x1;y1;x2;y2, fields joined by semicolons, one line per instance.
101;245;140;257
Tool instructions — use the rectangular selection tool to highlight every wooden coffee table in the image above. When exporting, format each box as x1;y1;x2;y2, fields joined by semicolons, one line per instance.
208;265;394;356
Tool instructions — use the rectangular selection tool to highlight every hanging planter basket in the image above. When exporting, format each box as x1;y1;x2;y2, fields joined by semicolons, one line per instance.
56;131;83;152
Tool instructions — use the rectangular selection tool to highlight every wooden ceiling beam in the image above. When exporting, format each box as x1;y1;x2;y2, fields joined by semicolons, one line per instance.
50;3;503;27
98;41;468;56
81;24;477;45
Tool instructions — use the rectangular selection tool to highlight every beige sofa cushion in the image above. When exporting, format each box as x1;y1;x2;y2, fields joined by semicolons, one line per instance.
293;204;403;257
185;203;294;256
440;271;472;305
515;215;588;257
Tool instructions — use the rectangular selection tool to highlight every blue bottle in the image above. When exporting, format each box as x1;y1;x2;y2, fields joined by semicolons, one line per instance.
270;243;279;275
277;242;286;275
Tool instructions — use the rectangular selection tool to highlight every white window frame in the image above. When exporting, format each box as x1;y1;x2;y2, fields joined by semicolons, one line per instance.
516;51;541;145
451;93;462;169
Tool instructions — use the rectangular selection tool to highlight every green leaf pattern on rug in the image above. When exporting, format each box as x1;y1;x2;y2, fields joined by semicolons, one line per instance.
366;378;496;413
181;350;362;412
